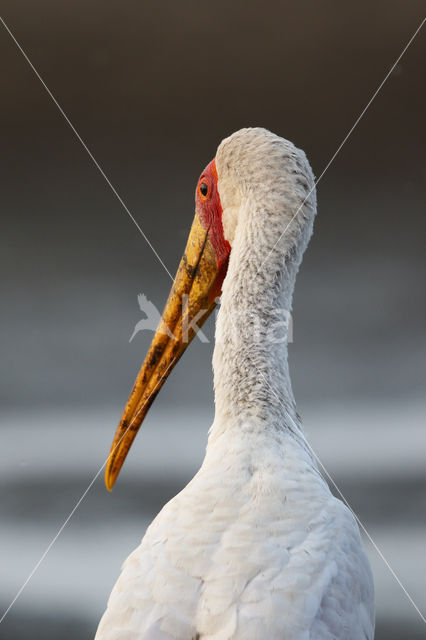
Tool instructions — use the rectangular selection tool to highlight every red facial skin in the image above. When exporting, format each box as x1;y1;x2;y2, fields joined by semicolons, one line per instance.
195;158;231;301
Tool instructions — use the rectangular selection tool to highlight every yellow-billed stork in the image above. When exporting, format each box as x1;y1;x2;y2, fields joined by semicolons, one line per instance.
95;128;374;640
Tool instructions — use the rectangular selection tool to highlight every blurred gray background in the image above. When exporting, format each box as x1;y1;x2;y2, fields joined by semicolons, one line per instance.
0;1;425;638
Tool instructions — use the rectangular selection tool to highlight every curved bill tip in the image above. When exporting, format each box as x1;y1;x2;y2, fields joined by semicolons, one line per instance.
104;356;176;491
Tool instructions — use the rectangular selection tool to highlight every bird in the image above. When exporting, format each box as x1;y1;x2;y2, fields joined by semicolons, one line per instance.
95;128;375;640
129;294;175;343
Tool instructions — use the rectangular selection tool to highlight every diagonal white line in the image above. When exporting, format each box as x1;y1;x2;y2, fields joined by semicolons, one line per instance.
255;17;426;619
0;16;174;282
311;443;426;624
1;10;425;629
255;370;426;624
257;15;426;277
252;20;426;620
0;357;176;625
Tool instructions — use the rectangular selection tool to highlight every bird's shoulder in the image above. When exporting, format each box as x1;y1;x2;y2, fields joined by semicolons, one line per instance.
96;469;373;640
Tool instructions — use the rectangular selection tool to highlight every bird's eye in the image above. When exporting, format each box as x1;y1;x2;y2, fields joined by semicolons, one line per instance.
199;182;208;197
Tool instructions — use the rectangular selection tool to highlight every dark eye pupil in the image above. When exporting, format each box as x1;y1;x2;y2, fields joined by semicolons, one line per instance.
200;182;208;196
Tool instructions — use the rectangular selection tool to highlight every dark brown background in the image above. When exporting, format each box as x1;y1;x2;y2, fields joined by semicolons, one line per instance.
1;2;425;639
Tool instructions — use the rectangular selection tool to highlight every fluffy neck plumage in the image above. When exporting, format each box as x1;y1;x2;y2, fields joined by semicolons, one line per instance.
211;198;303;439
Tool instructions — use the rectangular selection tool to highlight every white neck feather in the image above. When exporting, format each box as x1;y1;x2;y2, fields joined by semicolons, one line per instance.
208;128;317;449
211;199;301;440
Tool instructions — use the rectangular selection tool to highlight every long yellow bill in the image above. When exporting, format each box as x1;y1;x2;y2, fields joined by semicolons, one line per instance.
105;213;220;490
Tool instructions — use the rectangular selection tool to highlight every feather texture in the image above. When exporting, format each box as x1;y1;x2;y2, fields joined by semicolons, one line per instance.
95;129;374;639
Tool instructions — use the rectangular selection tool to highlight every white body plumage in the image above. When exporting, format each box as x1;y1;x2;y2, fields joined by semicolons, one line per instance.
96;129;374;640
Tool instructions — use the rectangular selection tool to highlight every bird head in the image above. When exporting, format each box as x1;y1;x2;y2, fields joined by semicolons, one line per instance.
104;159;230;490
104;128;316;489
